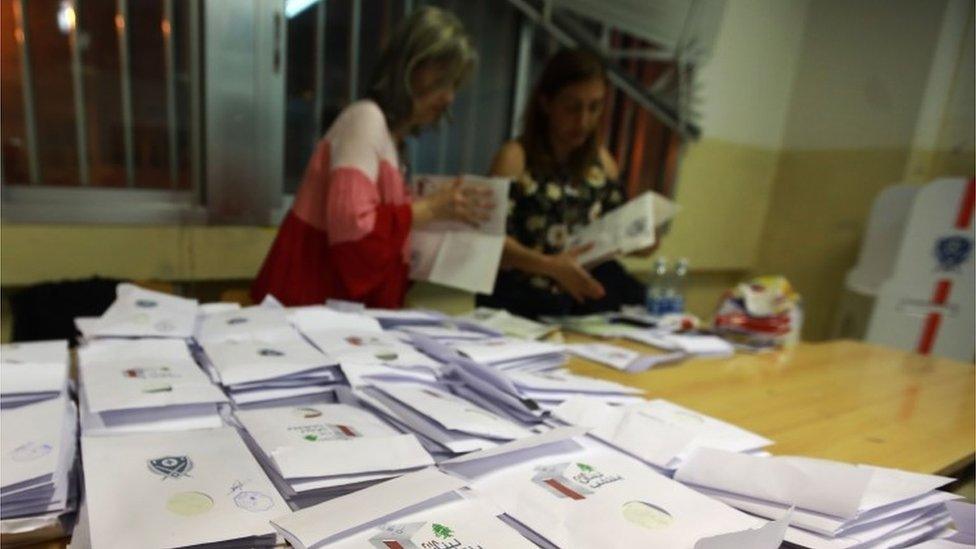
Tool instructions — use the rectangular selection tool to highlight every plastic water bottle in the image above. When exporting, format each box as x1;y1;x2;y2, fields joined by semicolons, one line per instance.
646;258;669;315
669;258;689;313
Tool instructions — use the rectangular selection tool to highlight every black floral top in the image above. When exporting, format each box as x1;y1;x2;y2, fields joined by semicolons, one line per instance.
505;161;627;294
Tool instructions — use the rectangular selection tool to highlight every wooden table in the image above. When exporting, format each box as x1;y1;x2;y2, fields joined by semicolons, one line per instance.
564;336;975;476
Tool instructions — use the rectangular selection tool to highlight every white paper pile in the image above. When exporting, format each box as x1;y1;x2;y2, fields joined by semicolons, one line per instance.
232;402;433;508
505;369;645;410
76;283;199;339
567;341;685;372
271;467;537;549
457;307;558;340
81;426;287;548
195;303;293;343
356;381;534;458
449;337;567;373
1;394;78;522
78;339;227;435
196;331;342;408
904;501;975;547
553;397;773;470
674;448;961;548
440;428;787;549
1;340;70;409
304;328;444;381
623;329;736;358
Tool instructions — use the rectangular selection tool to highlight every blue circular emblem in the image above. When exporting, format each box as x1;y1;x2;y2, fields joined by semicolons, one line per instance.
934;235;972;270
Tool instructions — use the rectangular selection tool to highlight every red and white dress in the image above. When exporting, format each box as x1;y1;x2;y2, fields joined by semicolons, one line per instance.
251;101;412;307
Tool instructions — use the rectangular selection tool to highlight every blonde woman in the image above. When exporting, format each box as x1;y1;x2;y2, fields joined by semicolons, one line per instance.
253;7;490;307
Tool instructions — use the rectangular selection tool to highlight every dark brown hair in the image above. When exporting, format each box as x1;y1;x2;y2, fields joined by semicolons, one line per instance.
519;48;607;181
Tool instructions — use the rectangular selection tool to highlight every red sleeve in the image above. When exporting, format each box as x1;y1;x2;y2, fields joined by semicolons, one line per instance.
322;167;412;306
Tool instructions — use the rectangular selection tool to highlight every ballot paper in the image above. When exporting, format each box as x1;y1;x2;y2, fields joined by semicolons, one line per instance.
552;397;773;470
235;403;433;480
566;341;685;372
79;283;199;338
441;430;781;549
674;448;959;547
1;394;77;522
409;175;510;293
302;329;443;373
0;340;69;408
505;369;645;409
78;339;227;434
82;427;286;549
197;331;338;387
360;381;533;455
457;307;559;340
195;304;293;343
289;306;384;334
448;337;567;372
271;467;536;549
622;329;736;357
944;500;975;544
570;191;678;267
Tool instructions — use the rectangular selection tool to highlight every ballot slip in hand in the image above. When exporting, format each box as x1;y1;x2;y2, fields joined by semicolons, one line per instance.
570;191;678;267
82;427;287;549
409;175;510;294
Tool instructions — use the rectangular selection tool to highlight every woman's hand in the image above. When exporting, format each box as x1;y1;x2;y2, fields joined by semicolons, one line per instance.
413;178;496;228
545;244;606;303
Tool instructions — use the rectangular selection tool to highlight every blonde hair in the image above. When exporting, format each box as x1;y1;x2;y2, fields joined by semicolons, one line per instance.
366;6;477;132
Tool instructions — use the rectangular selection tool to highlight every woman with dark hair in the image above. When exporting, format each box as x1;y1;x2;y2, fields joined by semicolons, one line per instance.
252;7;492;308
478;48;649;318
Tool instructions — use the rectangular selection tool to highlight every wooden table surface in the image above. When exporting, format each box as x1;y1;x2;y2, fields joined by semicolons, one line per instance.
564;335;976;476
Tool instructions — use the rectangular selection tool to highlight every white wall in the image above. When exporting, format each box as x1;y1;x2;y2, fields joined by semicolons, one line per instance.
696;0;809;149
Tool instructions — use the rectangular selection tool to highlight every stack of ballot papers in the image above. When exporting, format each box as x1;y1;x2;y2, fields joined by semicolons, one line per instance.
566;341;685;372
569;191;678;267
907;501;975;547
440;428;789;549
271;467;538;548
448;337;567;373
81;426;286;548
1;340;69;409
674;448;962;548
194;302;294;342
624;330;736;358
232;402;434;507
457;307;559;340
78;339;227;435
196;330;343;407
504;369;645;410
76;283;199;339
552;397;773;471
1;393;78;523
356;381;534;458
409;175;510;294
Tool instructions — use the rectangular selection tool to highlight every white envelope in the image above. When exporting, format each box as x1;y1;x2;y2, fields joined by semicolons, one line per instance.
82;283;199;338
302;329;442;370
1;395;73;491
507;369;643;396
0;340;69;395
199;333;337;386
196;305;293;342
451;337;565;365
271;467;467;548
83;427;286;549
79;340;227;413
443;432;768;549
288;306;383;334
235;403;433;479
373;382;532;441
